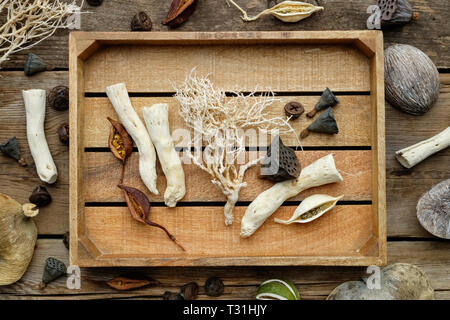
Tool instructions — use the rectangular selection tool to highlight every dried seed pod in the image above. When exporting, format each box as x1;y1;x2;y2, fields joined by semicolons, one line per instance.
48;85;69;111
301;107;339;139
39;257;67;289
367;0;418;30
306;88;339;118
87;0;103;6
24;53;47;76
417;179;450;239
181;282;199;300
261;136;301;182
63;232;70;250
118;184;185;251
163;0;198;28
385;44;440;115
57;124;69;145
131;11;153;31
107;275;158;291
205;277;224;297
284;101;304;119
107;117;133;164
163;291;184;300
0;136;27;166
275;194;343;224
29;186;52;207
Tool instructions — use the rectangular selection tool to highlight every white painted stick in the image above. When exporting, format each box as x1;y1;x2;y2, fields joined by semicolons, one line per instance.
143;104;185;207
22;89;58;184
240;154;343;238
106;83;158;195
395;127;450;169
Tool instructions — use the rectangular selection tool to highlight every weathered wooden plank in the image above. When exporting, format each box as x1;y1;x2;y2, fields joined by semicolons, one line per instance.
0;239;448;299
1;1;449;69
85;150;372;203
84;96;372;147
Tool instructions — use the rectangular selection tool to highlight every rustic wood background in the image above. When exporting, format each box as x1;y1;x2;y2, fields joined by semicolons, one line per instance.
0;0;449;299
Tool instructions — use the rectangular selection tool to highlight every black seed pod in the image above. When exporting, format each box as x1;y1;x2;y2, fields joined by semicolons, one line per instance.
24;53;47;76
205;277;224;297
39;257;67;289
29;186;52;207
0;137;27;166
301;107;339;139
261;136;301;182
378;0;418;28
131;12;153;31
307;88;339;118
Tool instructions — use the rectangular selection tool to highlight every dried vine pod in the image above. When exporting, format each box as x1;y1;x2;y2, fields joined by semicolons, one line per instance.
417;179;450;239
367;0;418;29
385;44;440;115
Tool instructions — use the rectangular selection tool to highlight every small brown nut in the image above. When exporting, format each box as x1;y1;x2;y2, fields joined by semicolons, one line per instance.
284;101;304;119
57;124;69;145
87;0;103;6
163;291;184;300
48;85;69;111
131;12;153;31
205;277;224;297
181;282;199;300
29;186;52;207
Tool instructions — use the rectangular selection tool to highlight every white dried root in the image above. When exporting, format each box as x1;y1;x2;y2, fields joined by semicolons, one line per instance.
395;127;450;169
174;71;298;225
22;89;58;184
241;154;343;237
143;104;185;207
106;83;158;195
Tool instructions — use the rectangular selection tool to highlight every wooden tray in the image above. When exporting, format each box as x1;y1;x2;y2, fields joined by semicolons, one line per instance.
69;31;386;267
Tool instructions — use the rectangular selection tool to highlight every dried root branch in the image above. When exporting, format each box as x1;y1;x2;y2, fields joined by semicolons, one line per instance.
0;0;83;68
174;70;298;225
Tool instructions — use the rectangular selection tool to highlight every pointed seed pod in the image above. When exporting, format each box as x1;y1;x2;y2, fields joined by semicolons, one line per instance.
107;117;133;164
261;136;301;182
301;107;339;138
24;53;47;76
0;137;27;166
39;257;67;289
307;88;339;118
163;0;198;28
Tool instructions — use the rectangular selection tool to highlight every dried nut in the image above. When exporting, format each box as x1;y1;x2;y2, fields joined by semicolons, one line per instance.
284;101;304;119
24;53;46;76
163;291;184;300
261;136;301;182
57;124;69;145
107;275;157;291
0;136;27;166
48;85;69;111
39;257;67;289
163;0;198;28
131;11;153;31
385;44;440;115
205;277;224;297
63;232;70;250
181;282;199;300
29;186;52;207
87;0;103;6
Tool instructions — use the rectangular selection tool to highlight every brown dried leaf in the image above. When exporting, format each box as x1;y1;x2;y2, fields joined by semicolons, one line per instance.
107;275;158;291
163;0;197;27
107;117;133;163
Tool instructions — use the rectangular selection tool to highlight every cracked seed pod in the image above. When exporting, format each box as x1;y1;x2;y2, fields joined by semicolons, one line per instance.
40;257;67;288
385;44;440;115
24;53;47;76
327;263;434;300
0;193;39;285
368;0;418;29
261;136;301;182
417;179;450;239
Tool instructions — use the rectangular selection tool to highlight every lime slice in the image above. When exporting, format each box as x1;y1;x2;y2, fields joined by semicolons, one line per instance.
256;279;300;300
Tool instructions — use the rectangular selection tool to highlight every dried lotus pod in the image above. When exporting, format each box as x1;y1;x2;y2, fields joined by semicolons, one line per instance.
301;107;339;138
378;0;417;27
307;88;339;118
275;194;343;224
24;53;47;76
261;136;301;182
40;257;67;289
385;44;440;115
416;179;450;239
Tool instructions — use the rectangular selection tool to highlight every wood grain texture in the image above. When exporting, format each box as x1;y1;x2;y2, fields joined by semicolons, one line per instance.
84;96;372;147
85;150;372;202
1;1;449;68
0;239;448;299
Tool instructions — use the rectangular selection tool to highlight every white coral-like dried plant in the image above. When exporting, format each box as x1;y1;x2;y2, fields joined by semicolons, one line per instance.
174;70;299;225
0;0;83;68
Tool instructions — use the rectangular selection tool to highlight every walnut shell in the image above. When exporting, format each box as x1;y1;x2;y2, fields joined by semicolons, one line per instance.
385;44;440;115
417;179;450;239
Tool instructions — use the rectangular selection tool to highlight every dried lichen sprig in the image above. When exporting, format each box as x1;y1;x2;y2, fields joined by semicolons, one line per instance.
173;70;299;225
0;0;84;68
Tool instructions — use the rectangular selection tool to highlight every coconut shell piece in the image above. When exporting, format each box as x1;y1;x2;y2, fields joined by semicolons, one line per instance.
261;136;301;182
0;193;39;285
417;179;450;239
327;263;434;300
306;88;339;118
301;107;339;138
0;136;26;166
385;44;440;115
40;257;67;288
24;53;47;76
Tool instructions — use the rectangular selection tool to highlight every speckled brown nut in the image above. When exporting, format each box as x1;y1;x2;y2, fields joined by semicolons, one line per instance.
57;124;69;145
131;12;152;31
205;277;224;297
48;85;69;111
181;282;199;300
